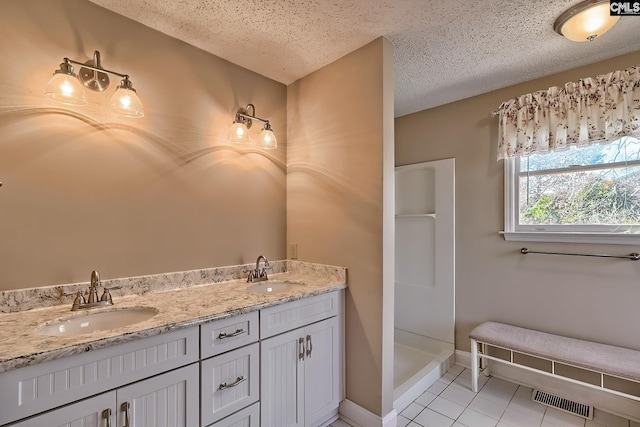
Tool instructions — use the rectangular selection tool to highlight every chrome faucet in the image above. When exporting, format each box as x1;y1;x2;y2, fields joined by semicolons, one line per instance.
246;255;271;282
69;270;118;311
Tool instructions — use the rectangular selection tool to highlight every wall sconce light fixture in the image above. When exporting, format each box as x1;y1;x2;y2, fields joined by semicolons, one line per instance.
553;0;620;42
45;50;144;118
228;104;277;149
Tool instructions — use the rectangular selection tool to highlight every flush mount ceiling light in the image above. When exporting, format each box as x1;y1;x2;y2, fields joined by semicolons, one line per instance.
228;103;278;149
553;0;620;42
45;50;144;118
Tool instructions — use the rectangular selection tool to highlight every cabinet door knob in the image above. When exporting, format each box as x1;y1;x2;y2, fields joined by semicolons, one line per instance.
306;334;313;358
121;401;131;427
298;337;305;361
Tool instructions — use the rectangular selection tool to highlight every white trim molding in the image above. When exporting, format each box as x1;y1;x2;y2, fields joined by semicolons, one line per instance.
339;399;397;427
455;350;472;369
500;231;640;245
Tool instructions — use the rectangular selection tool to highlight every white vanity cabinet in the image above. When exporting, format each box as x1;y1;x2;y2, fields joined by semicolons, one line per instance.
260;292;342;427
1;289;344;427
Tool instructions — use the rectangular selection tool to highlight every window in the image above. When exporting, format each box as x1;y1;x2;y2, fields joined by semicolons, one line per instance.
503;136;640;244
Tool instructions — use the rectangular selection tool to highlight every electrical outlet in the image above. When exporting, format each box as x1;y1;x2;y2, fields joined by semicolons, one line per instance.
290;243;298;259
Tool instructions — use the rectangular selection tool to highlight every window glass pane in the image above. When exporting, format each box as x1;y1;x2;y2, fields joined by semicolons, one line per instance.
519;137;640;172
519;165;640;226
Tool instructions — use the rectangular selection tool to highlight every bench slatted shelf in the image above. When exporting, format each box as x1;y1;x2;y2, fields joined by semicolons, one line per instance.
469;322;640;402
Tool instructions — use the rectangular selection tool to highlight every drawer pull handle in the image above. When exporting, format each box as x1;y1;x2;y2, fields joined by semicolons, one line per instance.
219;376;247;390
103;408;112;427
218;328;245;339
306;334;313;358
299;337;305;361
121;402;131;427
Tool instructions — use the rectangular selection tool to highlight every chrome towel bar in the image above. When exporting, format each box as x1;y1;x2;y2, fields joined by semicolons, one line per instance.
520;247;640;261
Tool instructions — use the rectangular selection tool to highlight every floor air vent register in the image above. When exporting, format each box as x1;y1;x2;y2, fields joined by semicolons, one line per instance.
531;389;593;420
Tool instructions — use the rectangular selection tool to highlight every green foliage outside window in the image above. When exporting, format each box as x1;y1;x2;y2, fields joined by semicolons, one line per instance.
518;137;640;227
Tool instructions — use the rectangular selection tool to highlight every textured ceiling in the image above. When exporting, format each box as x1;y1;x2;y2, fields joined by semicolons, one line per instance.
88;0;640;117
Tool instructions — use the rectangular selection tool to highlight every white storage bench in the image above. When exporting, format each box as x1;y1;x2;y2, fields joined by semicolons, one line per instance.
469;322;640;401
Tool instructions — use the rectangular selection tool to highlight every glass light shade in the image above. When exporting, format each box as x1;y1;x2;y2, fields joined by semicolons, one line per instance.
557;2;619;42
109;86;144;118
228;122;252;143
44;72;87;106
257;128;278;149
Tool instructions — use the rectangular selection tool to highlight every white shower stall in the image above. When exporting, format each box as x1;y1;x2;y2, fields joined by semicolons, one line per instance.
394;158;455;411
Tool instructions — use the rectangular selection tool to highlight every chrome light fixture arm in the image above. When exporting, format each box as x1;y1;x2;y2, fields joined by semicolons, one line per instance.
235;103;271;129
56;51;138;94
63;56;129;80
63;51;132;91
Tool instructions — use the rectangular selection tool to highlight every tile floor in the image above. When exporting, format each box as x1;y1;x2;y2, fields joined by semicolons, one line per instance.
393;364;639;427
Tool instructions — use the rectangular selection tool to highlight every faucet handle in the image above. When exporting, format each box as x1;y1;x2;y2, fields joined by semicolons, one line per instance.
243;268;256;282
100;288;113;304
71;291;86;310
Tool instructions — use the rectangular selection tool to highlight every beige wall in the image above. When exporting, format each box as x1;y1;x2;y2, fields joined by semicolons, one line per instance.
395;51;640;353
0;0;287;290
287;38;395;416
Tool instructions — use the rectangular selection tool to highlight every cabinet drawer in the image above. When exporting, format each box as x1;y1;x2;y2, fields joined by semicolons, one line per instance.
201;311;259;359
0;327;199;426
260;292;340;339
208;402;260;427
201;342;259;426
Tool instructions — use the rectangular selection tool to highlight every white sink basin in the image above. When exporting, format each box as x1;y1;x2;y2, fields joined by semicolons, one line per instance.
37;307;158;336
247;280;303;294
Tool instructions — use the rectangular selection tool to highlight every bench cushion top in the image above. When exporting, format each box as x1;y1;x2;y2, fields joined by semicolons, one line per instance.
469;322;640;382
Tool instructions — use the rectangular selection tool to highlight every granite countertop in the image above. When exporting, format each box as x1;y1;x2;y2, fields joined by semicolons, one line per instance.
0;261;346;373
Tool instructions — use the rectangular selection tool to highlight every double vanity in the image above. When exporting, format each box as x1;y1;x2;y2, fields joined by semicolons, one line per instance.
0;260;346;427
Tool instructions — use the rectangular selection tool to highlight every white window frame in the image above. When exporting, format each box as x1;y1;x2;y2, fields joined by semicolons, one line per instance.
501;155;640;245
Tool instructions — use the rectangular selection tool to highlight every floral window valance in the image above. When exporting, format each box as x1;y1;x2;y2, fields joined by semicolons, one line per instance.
496;65;640;160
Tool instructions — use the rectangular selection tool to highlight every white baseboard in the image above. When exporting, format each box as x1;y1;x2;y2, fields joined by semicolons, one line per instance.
455;349;471;369
456;350;640;423
339;399;397;427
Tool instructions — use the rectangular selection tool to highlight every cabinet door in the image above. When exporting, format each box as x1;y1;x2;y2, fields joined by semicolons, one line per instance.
260;328;304;427
116;363;199;427
304;317;340;427
9;392;115;427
